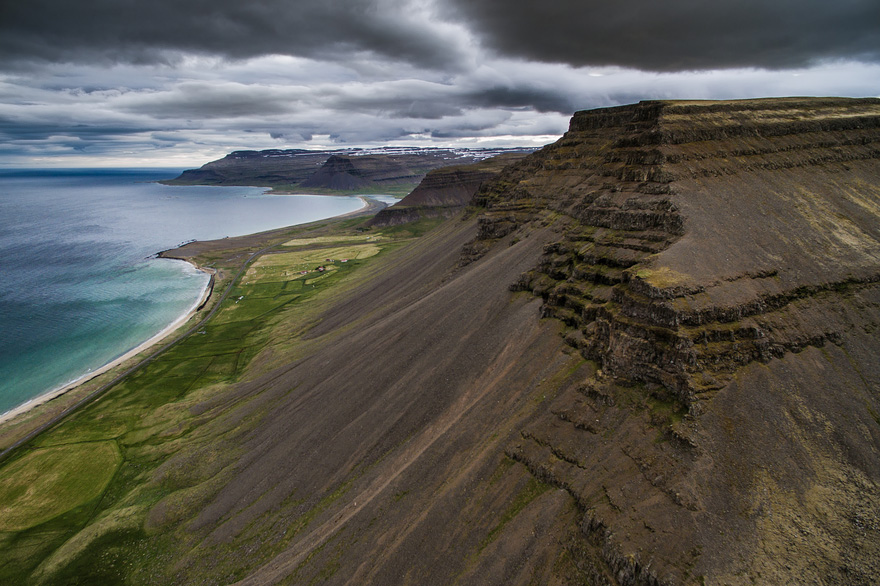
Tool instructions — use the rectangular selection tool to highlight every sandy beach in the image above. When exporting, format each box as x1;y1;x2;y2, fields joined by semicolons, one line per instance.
0;262;214;427
0;195;386;430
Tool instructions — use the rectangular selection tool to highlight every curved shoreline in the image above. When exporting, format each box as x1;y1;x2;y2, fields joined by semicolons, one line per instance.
0;261;213;427
0;194;382;430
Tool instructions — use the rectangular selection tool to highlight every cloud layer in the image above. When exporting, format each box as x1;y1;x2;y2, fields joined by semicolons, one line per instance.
0;0;471;69
1;0;878;166
446;0;880;71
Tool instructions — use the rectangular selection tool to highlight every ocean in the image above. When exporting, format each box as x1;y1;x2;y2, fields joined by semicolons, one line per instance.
0;168;366;416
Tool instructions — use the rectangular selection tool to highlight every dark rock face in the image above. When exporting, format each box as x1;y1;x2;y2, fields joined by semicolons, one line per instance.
393;167;496;207
467;97;880;584
170;149;330;186
369;152;530;227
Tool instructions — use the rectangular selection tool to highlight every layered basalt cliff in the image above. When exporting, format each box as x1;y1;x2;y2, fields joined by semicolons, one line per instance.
369;152;530;227
466;97;880;584
471;98;880;402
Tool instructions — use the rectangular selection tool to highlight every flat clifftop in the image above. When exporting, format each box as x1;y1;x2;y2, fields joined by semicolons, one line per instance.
569;96;880;133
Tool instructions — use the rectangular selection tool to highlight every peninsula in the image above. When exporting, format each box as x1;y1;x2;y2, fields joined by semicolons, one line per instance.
164;146;536;196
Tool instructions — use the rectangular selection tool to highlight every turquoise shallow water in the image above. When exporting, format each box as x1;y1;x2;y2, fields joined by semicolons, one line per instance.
0;168;365;415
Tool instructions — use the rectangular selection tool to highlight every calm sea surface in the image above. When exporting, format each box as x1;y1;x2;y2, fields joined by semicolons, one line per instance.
0;168;366;415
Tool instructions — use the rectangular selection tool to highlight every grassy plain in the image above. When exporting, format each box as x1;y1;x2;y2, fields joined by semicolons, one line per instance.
0;442;121;532
0;215;425;584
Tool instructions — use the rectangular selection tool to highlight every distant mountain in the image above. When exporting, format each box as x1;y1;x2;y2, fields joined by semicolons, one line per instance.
165;146;537;195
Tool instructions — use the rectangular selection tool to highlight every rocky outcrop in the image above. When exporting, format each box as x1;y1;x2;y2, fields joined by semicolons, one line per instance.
369;152;531;227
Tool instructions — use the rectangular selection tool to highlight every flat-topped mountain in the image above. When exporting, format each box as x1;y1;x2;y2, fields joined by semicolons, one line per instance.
166;146;535;194
2;98;878;585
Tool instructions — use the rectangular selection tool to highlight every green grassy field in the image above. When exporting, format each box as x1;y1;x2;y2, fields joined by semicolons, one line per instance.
0;442;121;532
0;218;429;584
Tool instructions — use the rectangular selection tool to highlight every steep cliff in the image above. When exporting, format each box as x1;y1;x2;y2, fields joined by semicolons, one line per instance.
468;97;880;584
369;152;530;227
163;98;880;585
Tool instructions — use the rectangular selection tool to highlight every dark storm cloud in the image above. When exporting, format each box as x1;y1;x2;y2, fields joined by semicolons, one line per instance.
444;0;880;71
0;0;464;69
464;86;578;114
0;117;152;141
4;0;877;74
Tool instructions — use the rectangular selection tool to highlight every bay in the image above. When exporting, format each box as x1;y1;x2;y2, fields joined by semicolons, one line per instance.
0;168;365;416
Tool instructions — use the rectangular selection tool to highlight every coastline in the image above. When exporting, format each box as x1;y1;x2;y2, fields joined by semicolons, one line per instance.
0;261;214;427
0;194;384;430
273;193;378;217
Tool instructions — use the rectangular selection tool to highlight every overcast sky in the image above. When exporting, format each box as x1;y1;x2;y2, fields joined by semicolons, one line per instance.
1;0;878;167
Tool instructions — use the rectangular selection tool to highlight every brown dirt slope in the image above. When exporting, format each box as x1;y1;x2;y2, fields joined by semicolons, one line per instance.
147;214;597;585
88;98;880;585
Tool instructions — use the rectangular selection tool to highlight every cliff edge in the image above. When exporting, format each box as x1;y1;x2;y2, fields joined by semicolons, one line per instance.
369;152;531;227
